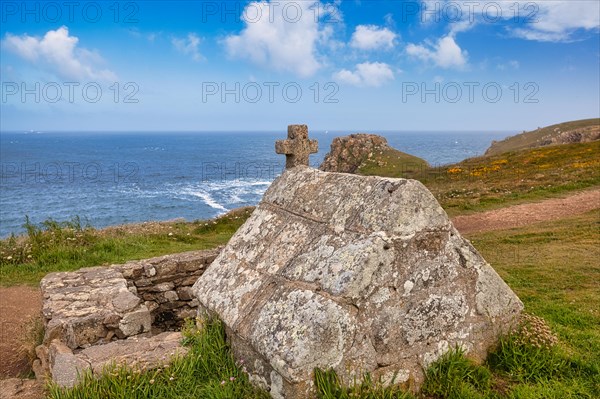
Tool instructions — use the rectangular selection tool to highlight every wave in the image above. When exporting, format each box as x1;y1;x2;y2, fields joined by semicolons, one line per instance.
183;189;228;212
115;178;273;213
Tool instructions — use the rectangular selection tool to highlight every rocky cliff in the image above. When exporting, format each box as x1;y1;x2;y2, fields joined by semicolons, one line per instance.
320;134;428;175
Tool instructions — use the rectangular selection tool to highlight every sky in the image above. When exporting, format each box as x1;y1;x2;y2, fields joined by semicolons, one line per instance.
0;0;599;132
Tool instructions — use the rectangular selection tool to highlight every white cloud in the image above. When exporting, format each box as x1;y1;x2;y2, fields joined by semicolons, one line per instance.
172;33;202;61
497;60;519;70
512;1;600;42
421;1;599;42
406;35;468;69
333;62;394;87
508;1;599;42
224;0;339;77
350;25;397;51
2;26;116;81
384;13;395;26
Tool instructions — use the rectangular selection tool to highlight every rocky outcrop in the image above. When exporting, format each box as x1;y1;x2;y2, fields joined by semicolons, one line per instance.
193;166;523;398
484;119;600;156
540;126;600;146
36;249;219;387
319;134;391;173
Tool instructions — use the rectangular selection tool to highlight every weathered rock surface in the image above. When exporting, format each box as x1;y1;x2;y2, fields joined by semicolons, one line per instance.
194;166;523;398
320;133;390;173
47;332;187;388
41;266;152;349
37;249;219;387
40;249;219;350
540;125;600;146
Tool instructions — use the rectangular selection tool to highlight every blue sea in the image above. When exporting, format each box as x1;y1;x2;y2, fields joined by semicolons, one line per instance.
0;131;511;237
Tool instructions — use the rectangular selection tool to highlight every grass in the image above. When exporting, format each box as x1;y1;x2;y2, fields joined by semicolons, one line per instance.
45;211;600;398
468;211;600;397
0;208;253;286
484;118;599;157
421;348;492;399
314;368;414;399
357;147;429;177
358;140;600;216
47;317;270;399
2;135;599;397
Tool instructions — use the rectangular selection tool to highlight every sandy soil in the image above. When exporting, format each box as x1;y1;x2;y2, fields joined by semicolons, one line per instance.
0;286;41;378
0;286;44;398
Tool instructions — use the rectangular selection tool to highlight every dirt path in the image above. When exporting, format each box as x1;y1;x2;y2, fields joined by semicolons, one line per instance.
452;189;600;234
452;189;600;235
0;286;41;379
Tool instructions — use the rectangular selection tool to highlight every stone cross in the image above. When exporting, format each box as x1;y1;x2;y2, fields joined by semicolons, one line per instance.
275;125;318;169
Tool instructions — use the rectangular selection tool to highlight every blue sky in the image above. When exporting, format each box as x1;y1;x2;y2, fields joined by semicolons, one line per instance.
1;0;599;131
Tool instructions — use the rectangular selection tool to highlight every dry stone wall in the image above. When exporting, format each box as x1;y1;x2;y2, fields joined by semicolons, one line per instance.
36;248;219;387
116;250;219;330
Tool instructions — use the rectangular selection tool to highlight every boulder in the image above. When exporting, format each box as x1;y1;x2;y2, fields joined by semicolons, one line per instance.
193;166;523;398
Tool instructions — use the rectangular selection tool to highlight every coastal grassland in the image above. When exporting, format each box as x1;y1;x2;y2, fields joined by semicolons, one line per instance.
45;211;599;398
467;210;600;397
484;118;599;156
357;147;429;177
360;140;600;217
0;208;253;286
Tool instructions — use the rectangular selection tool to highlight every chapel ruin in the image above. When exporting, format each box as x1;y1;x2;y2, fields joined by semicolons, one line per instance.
36;125;523;398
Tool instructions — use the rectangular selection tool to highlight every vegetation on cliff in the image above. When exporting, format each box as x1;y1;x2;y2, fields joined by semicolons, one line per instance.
2;122;600;398
319;134;428;175
484;118;600;157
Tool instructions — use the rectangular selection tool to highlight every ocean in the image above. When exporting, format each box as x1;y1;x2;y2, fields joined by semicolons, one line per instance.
0;130;511;237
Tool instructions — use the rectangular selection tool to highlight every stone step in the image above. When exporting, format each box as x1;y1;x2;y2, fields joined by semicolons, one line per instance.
44;332;188;388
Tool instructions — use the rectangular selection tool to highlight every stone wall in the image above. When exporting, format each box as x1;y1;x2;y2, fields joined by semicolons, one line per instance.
116;249;220;331
36;248;220;386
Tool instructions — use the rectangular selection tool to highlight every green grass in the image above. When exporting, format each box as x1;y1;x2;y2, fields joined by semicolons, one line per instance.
358;140;600;216
484;118;599;157
22;209;600;399
314;369;414;399
3;131;599;398
468;211;600;398
0;209;253;286
358;147;429;177
47;318;270;399
421;348;493;399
